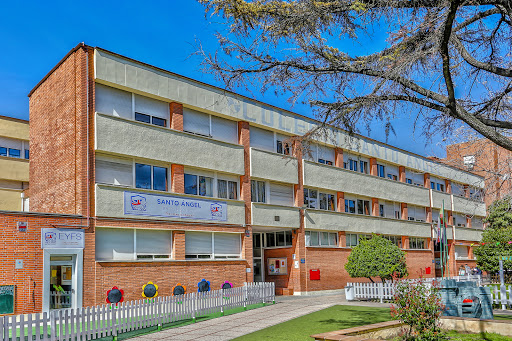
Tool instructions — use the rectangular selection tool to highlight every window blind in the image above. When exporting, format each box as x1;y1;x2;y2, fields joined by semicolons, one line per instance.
211;116;238;144
183;108;210;136
214;233;241;255
317;145;334;163
95;228;135;261
0;136;23;150
136;229;172;255
455;246;468;259
304;143;318;162
95;84;133;119
250;127;274;152
269;182;294;206
185;232;212;255
134;94;169;120
95;160;133;186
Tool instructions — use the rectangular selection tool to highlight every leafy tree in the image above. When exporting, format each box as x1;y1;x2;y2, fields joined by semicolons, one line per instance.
474;196;512;273
345;234;408;282
198;0;512;151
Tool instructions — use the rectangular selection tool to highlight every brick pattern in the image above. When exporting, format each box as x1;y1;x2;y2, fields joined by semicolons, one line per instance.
170;102;183;131
399;166;406;182
401;203;408;220
337;192;344;212
369;158;377;176
424;173;431;188
171;164;185;193
334;148;343;168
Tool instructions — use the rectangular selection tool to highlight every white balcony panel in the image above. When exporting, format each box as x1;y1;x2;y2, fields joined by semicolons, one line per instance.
96;114;244;174
303;161;430;207
304;209;432;238
96;184;245;225
431;191;452;210
452;195;486;217
251;148;298;184
454;226;483;242
251;203;300;228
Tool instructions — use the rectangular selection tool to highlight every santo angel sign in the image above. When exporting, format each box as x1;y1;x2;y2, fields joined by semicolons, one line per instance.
123;191;228;221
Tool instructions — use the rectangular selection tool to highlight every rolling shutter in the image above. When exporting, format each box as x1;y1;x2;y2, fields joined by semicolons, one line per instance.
250;127;274;152
183;108;210;136
211;116;238;144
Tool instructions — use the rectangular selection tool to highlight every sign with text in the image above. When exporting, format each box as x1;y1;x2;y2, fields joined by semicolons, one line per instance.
41;228;85;249
123;191;228;221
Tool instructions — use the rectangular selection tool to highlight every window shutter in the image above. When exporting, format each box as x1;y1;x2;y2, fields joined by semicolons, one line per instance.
305;143;318;162
0;136;23;150
317;145;334;163
214;233;241;256
183;108;210;136
136;229;172;255
269;182;294;206
95;160;133;186
384;201;394;218
95;228;134;261
185;232;212;255
95;84;133;119
455;246;468;259
250;127;274;152
211;116;238;144
134;94;169;120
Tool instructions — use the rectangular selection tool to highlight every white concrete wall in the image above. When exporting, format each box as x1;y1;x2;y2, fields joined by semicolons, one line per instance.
431;190;452;210
95;184;246;225
251;203;300;228
250;148;298;184
452;195;486;217
454;226;483;241
96;113;244;175
304;209;432;238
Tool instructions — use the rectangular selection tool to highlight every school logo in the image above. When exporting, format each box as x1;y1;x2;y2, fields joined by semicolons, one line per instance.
44;231;57;244
210;203;222;218
131;195;147;211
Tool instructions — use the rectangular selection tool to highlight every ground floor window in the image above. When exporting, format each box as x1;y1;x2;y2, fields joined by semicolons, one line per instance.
346;233;372;248
185;231;241;259
409;237;427;249
264;231;293;247
305;231;338;247
382;235;402;248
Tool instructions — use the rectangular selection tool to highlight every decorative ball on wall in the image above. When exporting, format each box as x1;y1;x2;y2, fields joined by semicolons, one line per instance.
197;279;210;293
142;281;158;298
221;281;233;290
172;283;186;296
106;286;124;304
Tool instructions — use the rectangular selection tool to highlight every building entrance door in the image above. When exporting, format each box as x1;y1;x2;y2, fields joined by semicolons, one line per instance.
253;233;264;282
48;256;75;310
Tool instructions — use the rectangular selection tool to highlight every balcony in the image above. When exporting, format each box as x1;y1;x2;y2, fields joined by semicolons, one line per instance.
304;209;432;238
303;161;430;207
95;184;246;225
454;226;483;242
251;203;300;228
452;195;486;217
96;114;245;175
0;156;29;182
431;190;452;210
250;148;298;184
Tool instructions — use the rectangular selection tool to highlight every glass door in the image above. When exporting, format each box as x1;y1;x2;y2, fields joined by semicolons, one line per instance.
253;233;264;282
49;256;74;310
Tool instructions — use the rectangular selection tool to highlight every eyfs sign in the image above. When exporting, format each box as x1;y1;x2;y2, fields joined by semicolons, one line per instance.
123;191;228;221
41;228;85;249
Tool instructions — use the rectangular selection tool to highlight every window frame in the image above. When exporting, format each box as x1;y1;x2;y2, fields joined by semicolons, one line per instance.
185;232;242;260
251;180;267;203
135;163;169;192
305;231;338;247
263;231;293;248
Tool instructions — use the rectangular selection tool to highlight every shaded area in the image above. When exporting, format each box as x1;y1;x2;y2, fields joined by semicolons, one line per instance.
232;305;391;341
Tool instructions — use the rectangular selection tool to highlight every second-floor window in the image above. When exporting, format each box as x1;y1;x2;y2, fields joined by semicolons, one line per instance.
377;164;385;178
345;199;356;213
304;188;318;208
357;199;370;215
304;189;335;210
185;174;213;197
349;159;358;172
251;180;266;203
409;237;426;249
218;179;238;200
276;135;291;155
135;163;168;191
360;161;368;174
135;112;167;127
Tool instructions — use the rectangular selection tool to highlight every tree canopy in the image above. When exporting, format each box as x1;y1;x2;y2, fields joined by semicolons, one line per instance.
345;234;408;281
198;0;512;150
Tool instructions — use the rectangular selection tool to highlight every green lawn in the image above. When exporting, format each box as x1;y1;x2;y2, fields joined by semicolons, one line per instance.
232;305;392;341
446;330;512;340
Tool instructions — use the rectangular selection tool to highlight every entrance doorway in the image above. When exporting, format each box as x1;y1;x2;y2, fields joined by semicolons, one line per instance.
49;256;74;309
253;233;264;282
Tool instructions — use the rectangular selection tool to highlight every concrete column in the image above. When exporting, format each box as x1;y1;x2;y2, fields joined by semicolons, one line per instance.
399;166;406;183
401;203;408;220
238;121;253;282
445;179;452;193
170;102;183;130
371;198;379;216
172;231;185;260
370;158;377;176
292;139;307;293
335;148;344;168
171;164;184;193
337;192;345;212
424;173;431;189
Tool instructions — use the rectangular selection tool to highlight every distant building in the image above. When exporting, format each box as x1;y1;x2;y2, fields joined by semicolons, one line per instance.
0;115;29;210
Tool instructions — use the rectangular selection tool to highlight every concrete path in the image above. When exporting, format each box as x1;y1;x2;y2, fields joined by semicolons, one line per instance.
128;294;391;341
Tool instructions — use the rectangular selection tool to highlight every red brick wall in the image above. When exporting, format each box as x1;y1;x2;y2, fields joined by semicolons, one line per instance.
29;45;94;216
405;250;435;278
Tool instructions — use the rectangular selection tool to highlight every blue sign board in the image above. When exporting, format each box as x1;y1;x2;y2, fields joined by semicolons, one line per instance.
301;258;305;264
124;191;228;221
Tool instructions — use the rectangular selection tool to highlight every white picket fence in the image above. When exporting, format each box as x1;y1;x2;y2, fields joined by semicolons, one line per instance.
0;282;274;341
345;275;483;303
487;285;512;310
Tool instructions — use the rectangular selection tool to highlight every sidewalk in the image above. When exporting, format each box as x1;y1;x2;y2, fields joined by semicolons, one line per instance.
128;294;391;341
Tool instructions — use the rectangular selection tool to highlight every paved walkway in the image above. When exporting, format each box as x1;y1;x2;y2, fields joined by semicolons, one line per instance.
129;294;391;341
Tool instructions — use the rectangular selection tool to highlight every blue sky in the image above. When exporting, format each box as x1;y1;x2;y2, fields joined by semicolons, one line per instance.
0;0;447;157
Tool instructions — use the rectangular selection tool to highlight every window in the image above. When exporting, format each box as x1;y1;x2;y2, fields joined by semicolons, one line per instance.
357;199;370;215
319;193;335;211
436;183;445;192
8;148;20;158
318;159;333;165
304;188;318;208
264;231;293;247
135;112;151;124
406;178;412;184
346;234;372;247
251;180;266;203
269;182;293;206
96;157;133;186
96;228;172;261
377;164;385;178
379;204;384;217
305;231;338;247
345;199;356;213
455;245;469;260
135;164;168;191
276;136;291;155
349;159;358;172
218;179;238;200
317;145;335;165
387;174;398;181
24;149;29;159
152;116;167;127
409;237;426;249
185;232;241;259
250;127;274;152
430;182;435;190
183;109;210;137
383;235;402;248
185;174;213;196
360;161;368;174
463;155;475;170
0;147;6;156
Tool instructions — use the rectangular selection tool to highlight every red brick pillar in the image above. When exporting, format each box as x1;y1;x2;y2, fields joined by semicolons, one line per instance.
171;164;184;193
399;166;406;183
402;236;409;249
238;121;253;282
371;198;379;216
464;185;470;198
448;241;456;277
445;179;452;193
401;203;408;220
466;216;472;228
424;173;431;189
446;210;453;226
426;207;432;223
170;102;183;130
335;148;343;168
370;158;377;176
173;231;185;260
293;140;307;293
337;192;345;212
338;231;346;247
468;245;474;260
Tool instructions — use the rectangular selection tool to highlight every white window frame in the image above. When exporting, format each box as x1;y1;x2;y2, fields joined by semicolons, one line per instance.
305;231;338;247
134;161;169;192
263;231;293;248
304;187;336;211
184;232;242;259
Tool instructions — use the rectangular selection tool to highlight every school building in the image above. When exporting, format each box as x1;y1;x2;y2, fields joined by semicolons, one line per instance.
1;43;486;314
